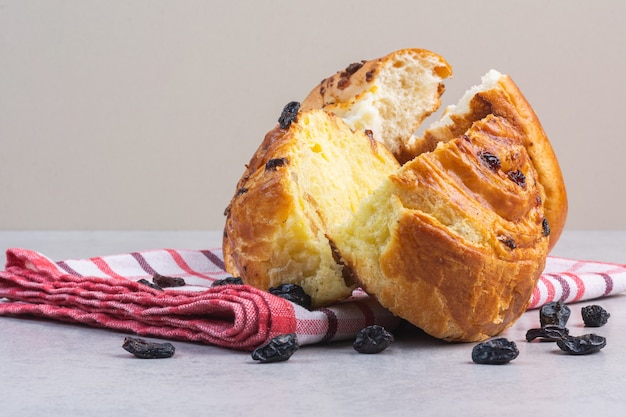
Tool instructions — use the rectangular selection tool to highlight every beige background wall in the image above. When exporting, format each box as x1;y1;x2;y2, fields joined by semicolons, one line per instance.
1;0;625;231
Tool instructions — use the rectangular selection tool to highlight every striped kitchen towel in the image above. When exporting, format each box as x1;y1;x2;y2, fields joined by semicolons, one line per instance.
0;248;400;350
1;247;625;351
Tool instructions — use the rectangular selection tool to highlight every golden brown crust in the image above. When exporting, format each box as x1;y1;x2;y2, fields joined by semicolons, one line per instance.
301;48;452;108
334;115;549;342
419;74;567;250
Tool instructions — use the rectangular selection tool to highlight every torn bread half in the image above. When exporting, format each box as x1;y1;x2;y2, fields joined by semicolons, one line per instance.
223;107;400;308
301;48;452;164
332;113;550;342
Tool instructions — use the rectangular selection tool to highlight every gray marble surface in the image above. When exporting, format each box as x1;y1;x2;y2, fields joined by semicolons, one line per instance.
1;230;625;417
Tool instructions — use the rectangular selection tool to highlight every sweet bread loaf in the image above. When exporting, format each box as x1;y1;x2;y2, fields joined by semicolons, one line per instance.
332;114;549;342
223;107;400;308
223;49;567;342
301;48;452;164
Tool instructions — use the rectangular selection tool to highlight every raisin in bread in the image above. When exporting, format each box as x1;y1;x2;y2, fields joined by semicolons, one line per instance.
223;107;400;308
301;48;452;164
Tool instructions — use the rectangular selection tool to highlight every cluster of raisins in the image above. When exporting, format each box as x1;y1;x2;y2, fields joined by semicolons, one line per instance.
249;283;394;363
250;324;394;363
525;301;608;355
473;301;609;364
253;283;393;363
476;150;527;189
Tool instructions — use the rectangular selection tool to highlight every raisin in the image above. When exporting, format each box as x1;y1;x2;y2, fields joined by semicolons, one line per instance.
542;218;551;237
526;325;569;342
353;325;394;354
278;101;300;129
268;283;312;309
122;337;175;359
211;276;244;287
497;235;516;249
479;151;501;171
472;338;519;365
581;305;610;327
137;278;163;291
328;238;357;287
265;157;288;171
337;61;365;90
343;61;365;76
152;273;186;288
507;170;527;188
539;301;571;327
236;187;249;196
556;334;606;355
251;334;299;363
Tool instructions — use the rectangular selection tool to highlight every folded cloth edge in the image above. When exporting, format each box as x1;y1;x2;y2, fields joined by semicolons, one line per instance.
0;248;402;350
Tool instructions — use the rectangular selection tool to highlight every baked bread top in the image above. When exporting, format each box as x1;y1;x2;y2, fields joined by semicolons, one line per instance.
301;48;452;163
223;107;400;308
332;113;550;342
418;70;567;250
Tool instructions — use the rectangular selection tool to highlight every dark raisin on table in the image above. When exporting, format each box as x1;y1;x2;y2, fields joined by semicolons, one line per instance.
278;101;301;129
122;337;176;359
556;334;606;355
211;276;244;287
539;301;571;327
268;283;312;309
353;325;394;354
526;325;569;342
251;334;299;363
137;278;164;291
472;338;519;365
152;273;186;288
581;305;610;327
